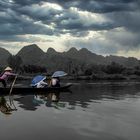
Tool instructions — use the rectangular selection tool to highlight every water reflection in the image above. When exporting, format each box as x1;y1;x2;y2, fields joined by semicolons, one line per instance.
1;83;140;140
0;96;17;115
1;83;140;112
15;95;40;110
13;92;67;110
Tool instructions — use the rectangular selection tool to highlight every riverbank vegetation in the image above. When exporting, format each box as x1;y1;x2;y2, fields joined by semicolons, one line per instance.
1;55;140;81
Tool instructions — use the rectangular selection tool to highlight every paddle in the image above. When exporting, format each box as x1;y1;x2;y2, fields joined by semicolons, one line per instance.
9;75;18;95
9;75;18;106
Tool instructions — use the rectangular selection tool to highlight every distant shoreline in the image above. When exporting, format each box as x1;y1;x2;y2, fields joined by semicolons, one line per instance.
15;74;140;81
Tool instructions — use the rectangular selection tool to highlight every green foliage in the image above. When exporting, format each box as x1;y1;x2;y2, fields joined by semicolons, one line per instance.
85;68;93;76
21;65;47;73
102;62;125;74
133;66;140;76
5;54;140;78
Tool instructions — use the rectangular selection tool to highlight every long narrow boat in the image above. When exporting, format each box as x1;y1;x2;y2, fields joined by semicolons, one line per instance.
0;83;72;95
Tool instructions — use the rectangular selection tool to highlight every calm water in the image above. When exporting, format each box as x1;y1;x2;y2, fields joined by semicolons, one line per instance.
1;81;140;140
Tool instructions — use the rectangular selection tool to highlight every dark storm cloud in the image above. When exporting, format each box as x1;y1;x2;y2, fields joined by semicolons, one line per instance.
0;2;53;37
51;9;116;36
16;4;62;24
106;11;140;33
13;0;139;13
12;0;139;13
11;0;140;12
12;0;43;6
0;0;118;39
0;0;140;55
0;15;53;36
45;0;139;13
56;22;116;37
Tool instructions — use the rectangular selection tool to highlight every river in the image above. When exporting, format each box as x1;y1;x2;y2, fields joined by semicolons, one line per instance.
0;80;140;140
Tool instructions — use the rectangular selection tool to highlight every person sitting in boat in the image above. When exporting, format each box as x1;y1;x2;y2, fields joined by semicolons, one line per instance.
36;80;48;88
50;71;67;87
0;67;17;88
31;75;48;88
50;77;60;87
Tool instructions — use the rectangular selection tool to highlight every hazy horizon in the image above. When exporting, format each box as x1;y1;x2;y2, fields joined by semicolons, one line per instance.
0;0;140;58
1;44;140;61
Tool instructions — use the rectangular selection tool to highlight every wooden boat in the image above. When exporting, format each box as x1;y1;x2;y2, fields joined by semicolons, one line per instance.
0;83;72;95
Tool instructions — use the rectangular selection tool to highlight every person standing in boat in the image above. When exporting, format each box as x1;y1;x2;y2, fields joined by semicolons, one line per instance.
0;67;17;88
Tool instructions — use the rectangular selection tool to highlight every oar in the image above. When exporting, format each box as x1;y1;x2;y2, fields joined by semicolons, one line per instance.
9;75;18;95
9;75;18;106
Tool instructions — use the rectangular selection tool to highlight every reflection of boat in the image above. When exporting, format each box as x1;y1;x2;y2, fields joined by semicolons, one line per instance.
0;83;72;94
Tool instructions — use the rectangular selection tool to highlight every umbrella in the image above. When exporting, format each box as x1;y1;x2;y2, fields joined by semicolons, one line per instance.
52;71;67;78
31;75;46;86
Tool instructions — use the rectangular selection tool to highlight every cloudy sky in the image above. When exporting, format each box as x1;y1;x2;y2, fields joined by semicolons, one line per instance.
0;0;140;58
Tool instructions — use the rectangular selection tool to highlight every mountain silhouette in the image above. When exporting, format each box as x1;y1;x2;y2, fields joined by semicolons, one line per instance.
0;47;11;67
47;47;57;55
0;44;140;71
17;44;45;65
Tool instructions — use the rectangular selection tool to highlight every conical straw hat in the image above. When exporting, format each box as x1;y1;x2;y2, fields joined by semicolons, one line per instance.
4;67;12;71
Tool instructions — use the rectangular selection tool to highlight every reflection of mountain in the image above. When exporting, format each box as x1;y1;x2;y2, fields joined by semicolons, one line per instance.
0;44;140;69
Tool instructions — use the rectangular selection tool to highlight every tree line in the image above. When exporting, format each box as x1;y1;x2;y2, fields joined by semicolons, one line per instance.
6;55;47;74
1;55;140;78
